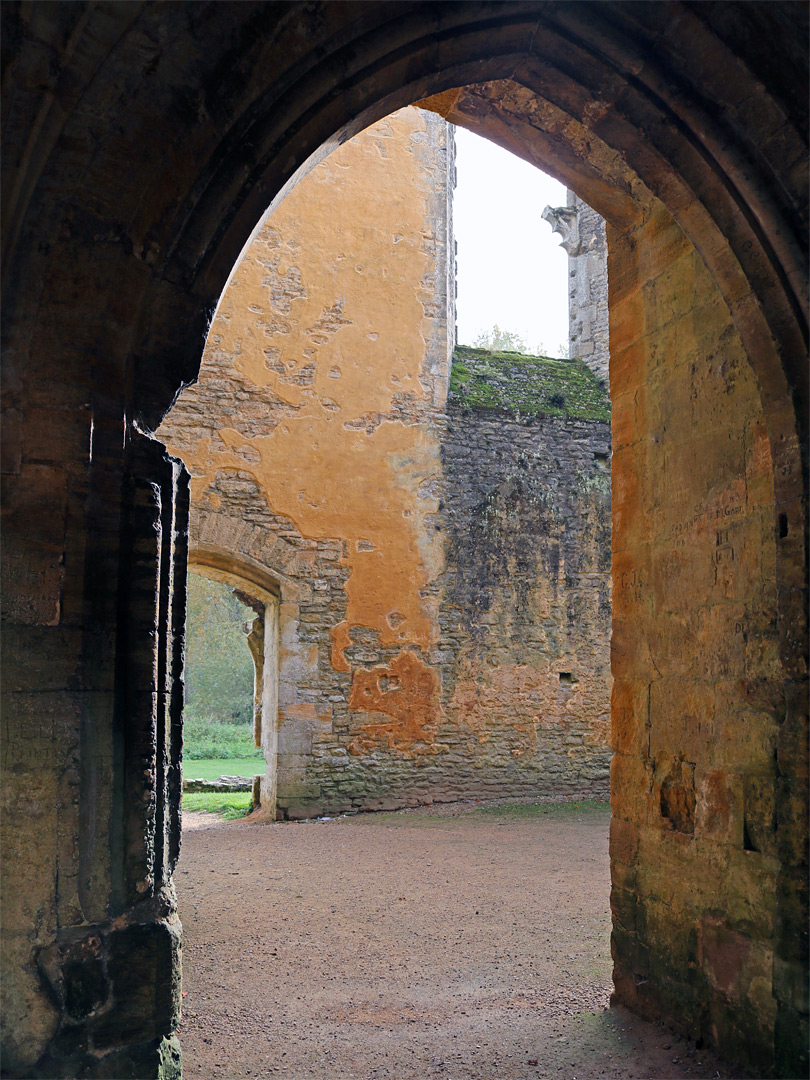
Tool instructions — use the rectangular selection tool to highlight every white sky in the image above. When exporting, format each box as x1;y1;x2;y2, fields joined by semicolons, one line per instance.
452;125;570;355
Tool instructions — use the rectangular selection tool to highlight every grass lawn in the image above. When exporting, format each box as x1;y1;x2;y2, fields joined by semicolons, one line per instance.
182;791;254;820
183;715;262;761
183;758;264;782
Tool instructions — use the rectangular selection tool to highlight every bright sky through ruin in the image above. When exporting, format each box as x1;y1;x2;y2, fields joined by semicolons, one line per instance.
453;125;570;356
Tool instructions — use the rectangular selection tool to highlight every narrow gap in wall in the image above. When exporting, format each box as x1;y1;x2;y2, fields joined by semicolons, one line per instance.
450;122;613;783
450;124;615;1061
453;126;569;356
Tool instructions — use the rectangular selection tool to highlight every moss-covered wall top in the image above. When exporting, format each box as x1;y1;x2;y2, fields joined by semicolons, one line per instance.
449;346;610;422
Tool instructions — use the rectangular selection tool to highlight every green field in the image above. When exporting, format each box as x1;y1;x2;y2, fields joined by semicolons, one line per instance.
182;715;262;760
182;791;254;819
182;758;263;781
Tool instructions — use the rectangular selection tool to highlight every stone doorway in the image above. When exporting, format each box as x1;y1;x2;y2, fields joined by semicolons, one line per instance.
187;556;281;818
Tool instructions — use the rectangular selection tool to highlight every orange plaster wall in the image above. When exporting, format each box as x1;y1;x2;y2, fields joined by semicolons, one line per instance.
174;107;449;669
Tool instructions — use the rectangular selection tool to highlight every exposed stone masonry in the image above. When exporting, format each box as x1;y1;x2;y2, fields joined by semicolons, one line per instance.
437;370;612;789
543;192;609;384
253;353;613;815
166;334;615;816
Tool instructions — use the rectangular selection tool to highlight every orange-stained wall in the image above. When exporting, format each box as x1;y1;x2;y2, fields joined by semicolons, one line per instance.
606;206;780;1063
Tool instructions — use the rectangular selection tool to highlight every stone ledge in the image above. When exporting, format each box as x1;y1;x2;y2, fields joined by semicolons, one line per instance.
183;775;256;792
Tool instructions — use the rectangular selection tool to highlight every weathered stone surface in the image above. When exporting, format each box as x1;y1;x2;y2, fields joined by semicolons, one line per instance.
543;193;609;383
605;207;788;1078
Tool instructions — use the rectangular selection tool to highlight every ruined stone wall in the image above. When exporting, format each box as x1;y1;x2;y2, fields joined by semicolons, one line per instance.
159;107;613;818
542;192;609;382
159;106;453;817
568;194;609;383
437;358;612;796
297;353;613;813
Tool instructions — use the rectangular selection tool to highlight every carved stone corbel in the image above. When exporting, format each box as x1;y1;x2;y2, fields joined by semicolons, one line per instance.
541;204;580;255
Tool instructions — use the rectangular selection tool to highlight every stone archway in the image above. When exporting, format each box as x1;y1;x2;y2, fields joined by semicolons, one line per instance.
2;6;806;1077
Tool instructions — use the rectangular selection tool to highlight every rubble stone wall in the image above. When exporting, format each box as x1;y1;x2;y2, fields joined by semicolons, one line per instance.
606;206;783;1071
567;194;609;383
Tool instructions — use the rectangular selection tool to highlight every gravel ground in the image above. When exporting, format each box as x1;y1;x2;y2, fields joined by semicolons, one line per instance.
177;800;745;1080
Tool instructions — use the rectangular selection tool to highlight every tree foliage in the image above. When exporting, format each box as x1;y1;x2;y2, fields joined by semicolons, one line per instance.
472;323;528;353
185;573;256;725
471;324;569;358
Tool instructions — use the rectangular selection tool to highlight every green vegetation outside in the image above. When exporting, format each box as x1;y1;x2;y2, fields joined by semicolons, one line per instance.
185;573;256;729
184;574;263;764
183;714;262;760
183;758;263;781
450;345;610;422
182;791;254;820
471;323;568;358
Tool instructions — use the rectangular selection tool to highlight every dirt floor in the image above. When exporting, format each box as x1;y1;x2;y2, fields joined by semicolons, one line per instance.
177;799;745;1080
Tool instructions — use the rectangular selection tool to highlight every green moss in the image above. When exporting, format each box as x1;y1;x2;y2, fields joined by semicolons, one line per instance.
449;345;610;421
